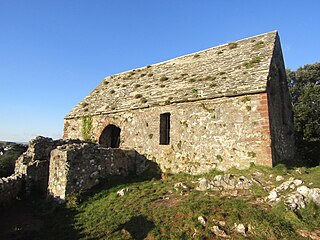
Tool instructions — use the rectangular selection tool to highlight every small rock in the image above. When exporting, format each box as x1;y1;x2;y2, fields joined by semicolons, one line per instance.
267;190;278;201
117;188;130;197
90;171;99;178
196;178;211;191
234;223;246;236
297;186;310;196
218;221;226;227
295;168;305;174
297;186;320;205
276;175;284;182
211;226;230;238
174;182;189;192
285;192;306;210
212;218;226;227
252;171;263;177
293;179;303;186
197;216;206;227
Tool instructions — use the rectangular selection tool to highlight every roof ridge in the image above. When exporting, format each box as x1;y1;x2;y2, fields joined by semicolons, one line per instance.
104;31;278;79
66;31;279;118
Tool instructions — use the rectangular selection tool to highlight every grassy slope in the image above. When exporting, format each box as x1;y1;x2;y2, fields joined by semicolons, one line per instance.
3;165;319;240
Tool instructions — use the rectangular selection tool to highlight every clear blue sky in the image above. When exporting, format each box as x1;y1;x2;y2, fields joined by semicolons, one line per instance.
1;0;319;142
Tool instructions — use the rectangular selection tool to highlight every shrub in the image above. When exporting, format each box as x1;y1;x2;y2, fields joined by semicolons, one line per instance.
243;57;261;68
0;144;27;177
160;76;169;81
253;41;265;51
140;97;147;103
228;42;238;49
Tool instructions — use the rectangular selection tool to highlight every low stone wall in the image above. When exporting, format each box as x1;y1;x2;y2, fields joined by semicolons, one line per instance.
1;136;160;203
48;143;140;200
15;136;82;196
0;174;23;206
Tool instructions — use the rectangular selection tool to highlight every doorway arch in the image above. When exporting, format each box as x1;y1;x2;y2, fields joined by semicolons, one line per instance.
99;124;121;148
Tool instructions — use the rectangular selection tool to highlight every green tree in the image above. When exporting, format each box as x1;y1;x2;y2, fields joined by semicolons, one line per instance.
0;144;27;177
287;62;320;166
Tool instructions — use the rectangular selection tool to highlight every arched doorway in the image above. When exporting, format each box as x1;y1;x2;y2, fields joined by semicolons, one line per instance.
99;124;121;148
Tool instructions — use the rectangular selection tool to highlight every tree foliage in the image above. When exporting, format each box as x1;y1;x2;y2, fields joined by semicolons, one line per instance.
0;144;27;177
287;62;320;166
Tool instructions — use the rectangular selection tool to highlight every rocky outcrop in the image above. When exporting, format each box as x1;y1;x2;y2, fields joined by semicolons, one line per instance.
265;177;303;204
285;186;320;211
264;177;320;211
196;174;252;193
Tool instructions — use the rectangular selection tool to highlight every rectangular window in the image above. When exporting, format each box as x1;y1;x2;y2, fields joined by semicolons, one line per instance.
159;113;170;145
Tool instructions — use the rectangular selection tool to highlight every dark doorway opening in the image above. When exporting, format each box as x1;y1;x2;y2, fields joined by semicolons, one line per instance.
99;124;121;148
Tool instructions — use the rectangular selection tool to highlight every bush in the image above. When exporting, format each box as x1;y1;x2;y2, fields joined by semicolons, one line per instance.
0;144;27;177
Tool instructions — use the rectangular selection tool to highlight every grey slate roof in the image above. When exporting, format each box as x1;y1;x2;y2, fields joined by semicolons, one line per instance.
66;31;278;119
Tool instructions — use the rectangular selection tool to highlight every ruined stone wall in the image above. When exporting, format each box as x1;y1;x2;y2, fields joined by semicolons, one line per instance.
64;93;272;173
48;143;138;200
0;174;23;206
267;40;295;165
14;136;82;196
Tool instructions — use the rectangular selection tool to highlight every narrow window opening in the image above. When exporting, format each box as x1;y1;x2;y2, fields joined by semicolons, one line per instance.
159;113;170;145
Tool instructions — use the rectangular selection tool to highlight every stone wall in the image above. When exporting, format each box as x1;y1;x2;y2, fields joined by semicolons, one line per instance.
64;92;272;173
0;174;23;206
267;38;295;165
15;136;82;196
0;136;160;203
48;143;151;200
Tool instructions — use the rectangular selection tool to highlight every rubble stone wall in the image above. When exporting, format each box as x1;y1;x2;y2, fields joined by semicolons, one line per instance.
14;137;82;196
64;93;273;173
48;143;138;200
0;174;23;206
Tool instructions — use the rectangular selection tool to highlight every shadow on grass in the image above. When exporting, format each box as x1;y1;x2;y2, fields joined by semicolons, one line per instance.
0;198;82;240
78;154;162;204
0;151;162;240
115;215;155;240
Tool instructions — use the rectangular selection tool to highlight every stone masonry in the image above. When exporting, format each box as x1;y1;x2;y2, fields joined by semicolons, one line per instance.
0;174;23;206
14;136;82;196
0;136;159;204
64;31;295;173
48;143;141;200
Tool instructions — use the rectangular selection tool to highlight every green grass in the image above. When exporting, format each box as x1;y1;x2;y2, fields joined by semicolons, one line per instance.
71;176;306;239
4;164;320;239
68;165;319;239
